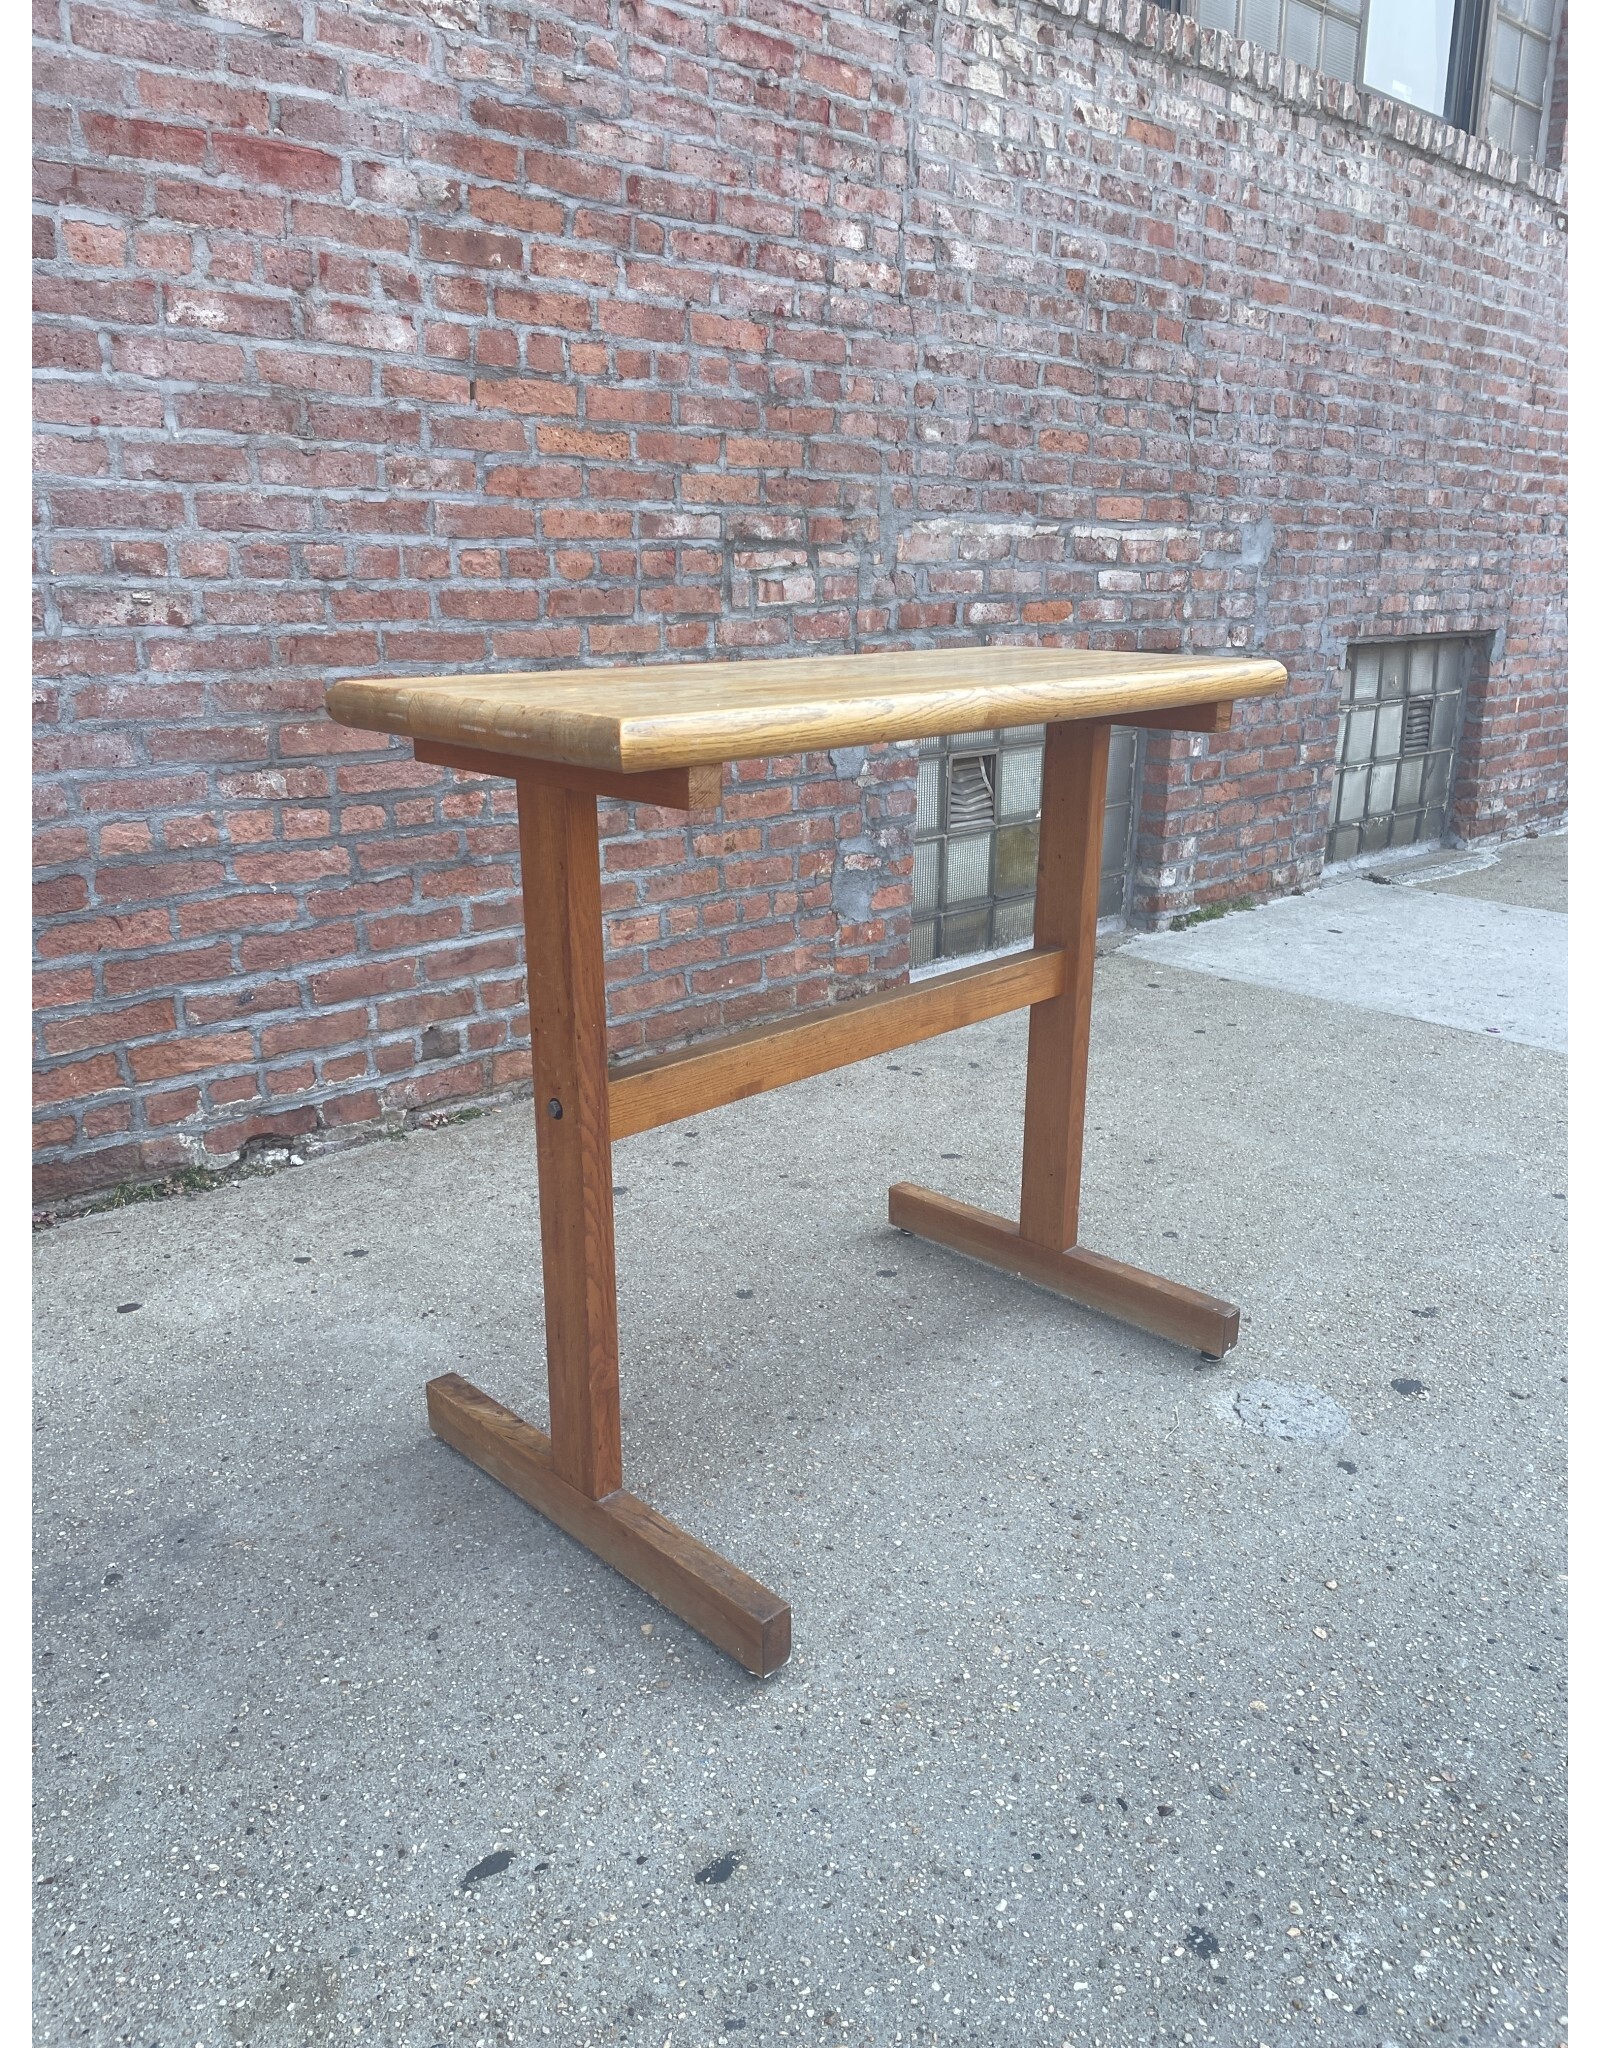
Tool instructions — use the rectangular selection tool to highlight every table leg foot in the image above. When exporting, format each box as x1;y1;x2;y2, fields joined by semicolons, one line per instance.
888;1183;1241;1357
426;1374;792;1677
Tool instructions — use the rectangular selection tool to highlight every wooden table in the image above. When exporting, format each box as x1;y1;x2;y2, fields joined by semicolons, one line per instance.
328;646;1286;1676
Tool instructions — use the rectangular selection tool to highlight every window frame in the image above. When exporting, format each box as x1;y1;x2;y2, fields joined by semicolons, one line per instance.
1469;0;1565;163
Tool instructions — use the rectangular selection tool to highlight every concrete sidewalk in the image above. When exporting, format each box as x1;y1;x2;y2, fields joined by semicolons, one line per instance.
1120;839;1567;1055
34;836;1567;2048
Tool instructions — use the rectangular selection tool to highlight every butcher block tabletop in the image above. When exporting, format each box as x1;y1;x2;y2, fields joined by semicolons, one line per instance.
326;645;1288;774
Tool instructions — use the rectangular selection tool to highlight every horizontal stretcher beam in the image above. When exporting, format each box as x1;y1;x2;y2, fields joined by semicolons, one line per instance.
608;945;1068;1140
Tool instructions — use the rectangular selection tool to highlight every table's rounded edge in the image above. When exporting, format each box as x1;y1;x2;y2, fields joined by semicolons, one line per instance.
324;674;630;773
325;654;1290;776
609;655;1291;771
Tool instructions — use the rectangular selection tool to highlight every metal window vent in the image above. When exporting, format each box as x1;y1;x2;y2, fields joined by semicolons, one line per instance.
947;754;996;830
1401;698;1433;757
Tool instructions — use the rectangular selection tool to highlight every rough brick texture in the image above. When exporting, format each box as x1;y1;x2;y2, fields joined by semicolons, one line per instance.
33;0;1567;1202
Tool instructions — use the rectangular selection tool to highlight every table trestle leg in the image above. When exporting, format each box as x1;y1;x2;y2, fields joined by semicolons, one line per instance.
426;777;791;1675
886;1184;1240;1356
890;718;1242;1358
426;1376;791;1675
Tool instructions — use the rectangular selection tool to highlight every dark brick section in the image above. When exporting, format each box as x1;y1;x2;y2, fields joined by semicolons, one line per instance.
33;0;1566;1202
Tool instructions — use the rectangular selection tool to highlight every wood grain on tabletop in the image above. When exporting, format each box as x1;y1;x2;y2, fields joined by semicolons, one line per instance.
326;645;1286;772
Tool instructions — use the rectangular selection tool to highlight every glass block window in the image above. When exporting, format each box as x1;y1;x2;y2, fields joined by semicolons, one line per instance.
1483;0;1557;157
1325;638;1468;863
912;727;1140;968
1193;0;1362;83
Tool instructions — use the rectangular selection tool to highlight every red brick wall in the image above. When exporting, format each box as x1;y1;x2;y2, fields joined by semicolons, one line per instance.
32;0;1567;1203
